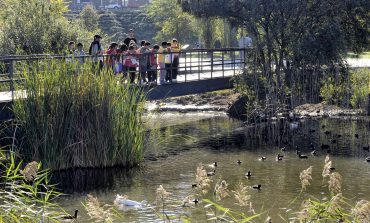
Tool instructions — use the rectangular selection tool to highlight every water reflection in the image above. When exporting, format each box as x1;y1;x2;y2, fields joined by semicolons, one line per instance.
57;114;370;222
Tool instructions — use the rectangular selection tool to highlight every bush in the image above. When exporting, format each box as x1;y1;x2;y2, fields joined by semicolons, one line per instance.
12;60;145;170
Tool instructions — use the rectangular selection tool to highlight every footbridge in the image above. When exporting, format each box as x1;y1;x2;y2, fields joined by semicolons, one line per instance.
0;48;246;119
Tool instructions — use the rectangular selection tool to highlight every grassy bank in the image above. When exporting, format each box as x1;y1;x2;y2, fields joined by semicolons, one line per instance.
10;60;145;170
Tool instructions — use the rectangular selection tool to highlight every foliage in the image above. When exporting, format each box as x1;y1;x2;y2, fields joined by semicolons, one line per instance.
146;0;199;44
0;151;63;222
320;68;370;109
11;60;145;170
79;4;100;32
0;0;99;55
179;0;369;109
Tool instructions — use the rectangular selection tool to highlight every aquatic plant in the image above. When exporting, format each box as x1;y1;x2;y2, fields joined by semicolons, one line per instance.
12;60;146;170
232;182;250;207
83;194;118;223
214;179;230;201
299;166;313;191
195;163;212;195
0;151;63;222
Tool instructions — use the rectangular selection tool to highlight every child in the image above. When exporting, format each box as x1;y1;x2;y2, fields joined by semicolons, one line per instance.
74;42;86;64
65;41;75;63
164;42;174;83
148;44;160;83
171;38;180;83
125;45;139;83
157;42;167;85
116;44;128;76
106;42;118;71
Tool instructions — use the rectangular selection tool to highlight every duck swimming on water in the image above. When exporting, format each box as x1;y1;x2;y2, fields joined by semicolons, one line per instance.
245;171;252;177
259;156;267;161
252;184;261;190
207;169;216;176
61;210;78;220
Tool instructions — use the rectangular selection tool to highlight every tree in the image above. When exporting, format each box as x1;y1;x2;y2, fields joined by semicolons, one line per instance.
0;0;99;55
179;0;369;108
79;4;100;32
146;0;199;44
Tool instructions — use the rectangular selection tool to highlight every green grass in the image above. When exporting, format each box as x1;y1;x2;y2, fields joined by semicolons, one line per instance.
11;60;146;170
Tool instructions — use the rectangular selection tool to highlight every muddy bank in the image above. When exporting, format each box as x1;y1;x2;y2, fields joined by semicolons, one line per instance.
146;89;240;113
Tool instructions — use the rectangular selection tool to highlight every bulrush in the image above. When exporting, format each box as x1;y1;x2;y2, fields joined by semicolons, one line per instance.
232;182;250;207
300;166;313;191
322;155;332;178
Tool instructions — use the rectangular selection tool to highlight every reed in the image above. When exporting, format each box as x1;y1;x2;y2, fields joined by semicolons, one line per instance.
11;59;146;170
0;151;63;222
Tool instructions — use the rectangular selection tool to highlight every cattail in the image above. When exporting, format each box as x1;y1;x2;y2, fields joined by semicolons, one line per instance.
20;161;39;181
300;166;313;191
352;200;370;223
232;182;250;207
214;180;230;201
195;163;212;195
328;172;342;194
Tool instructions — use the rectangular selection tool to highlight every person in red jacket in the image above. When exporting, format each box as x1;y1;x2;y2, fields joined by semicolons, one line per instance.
148;44;160;84
106;42;118;71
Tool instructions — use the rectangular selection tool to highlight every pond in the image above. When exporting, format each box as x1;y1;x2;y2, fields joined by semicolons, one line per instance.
56;113;370;222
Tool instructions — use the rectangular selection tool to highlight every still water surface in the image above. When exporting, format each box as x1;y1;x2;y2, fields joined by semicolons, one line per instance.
57;113;370;222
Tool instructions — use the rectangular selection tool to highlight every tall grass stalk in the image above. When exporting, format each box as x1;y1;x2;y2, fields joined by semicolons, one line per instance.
12;60;145;170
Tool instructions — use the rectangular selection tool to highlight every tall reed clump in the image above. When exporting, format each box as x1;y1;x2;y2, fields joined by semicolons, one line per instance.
12;60;145;170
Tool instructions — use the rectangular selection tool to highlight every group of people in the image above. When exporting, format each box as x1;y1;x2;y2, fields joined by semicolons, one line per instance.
66;29;181;85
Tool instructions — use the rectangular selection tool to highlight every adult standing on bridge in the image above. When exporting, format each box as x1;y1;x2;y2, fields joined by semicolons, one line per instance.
124;29;137;47
89;35;104;72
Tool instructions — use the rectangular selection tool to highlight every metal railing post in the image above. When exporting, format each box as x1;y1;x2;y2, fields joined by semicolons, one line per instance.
211;50;213;79
222;50;225;78
198;50;200;80
184;50;187;83
9;59;14;101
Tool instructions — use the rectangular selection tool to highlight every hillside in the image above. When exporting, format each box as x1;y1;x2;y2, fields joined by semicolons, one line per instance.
98;8;159;43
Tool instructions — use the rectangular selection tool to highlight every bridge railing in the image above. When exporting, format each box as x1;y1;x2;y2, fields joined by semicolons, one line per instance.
0;48;246;101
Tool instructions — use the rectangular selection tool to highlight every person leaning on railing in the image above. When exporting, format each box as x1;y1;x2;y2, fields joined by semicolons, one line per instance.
148;44;160;84
164;42;174;84
171;38;180;83
157;42;168;85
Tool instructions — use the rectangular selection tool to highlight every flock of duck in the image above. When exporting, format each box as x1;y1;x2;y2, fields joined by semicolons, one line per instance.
194;124;370;195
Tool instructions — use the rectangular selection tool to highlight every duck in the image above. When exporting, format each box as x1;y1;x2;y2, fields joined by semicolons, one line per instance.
329;167;336;172
191;184;198;188
276;154;284;161
252;184;261;190
280;147;286;152
259;156;267;161
366;157;370;163
363;146;369;151
297;152;308;159
61;210;78;220
237;160;242;165
114;195;145;207
245;171;252;177
311;150;317;156
208;162;217;168
192;198;199;204
207;169;216;176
